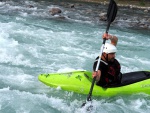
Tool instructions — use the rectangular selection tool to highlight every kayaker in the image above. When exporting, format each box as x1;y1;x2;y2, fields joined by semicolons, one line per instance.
92;33;122;87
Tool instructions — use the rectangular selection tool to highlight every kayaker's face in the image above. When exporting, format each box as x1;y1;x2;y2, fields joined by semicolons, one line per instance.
108;52;116;62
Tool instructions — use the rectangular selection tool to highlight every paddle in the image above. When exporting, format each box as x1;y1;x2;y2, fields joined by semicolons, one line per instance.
81;0;118;107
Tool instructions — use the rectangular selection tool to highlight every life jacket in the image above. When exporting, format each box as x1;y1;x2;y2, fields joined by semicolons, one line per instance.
105;59;121;85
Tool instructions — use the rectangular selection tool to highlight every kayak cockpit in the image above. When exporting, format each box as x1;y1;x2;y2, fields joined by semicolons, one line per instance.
108;71;150;87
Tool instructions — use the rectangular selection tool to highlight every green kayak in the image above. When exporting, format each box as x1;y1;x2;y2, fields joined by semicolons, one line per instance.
38;70;150;96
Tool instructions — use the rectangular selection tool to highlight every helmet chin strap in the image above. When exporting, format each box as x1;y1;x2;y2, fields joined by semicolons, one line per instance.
102;53;109;63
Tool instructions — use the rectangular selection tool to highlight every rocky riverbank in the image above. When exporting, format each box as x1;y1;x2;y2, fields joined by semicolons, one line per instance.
48;0;150;30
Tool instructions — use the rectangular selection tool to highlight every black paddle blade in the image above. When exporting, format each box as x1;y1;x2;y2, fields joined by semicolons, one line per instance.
81;101;93;111
81;102;86;107
107;0;118;23
106;0;118;33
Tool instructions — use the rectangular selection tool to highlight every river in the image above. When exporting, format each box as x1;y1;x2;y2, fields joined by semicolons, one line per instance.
0;0;150;113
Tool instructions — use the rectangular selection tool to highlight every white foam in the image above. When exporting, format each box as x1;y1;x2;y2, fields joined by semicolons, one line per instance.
1;74;34;88
0;88;72;113
56;86;62;90
0;87;10;92
57;67;85;73
0;2;5;6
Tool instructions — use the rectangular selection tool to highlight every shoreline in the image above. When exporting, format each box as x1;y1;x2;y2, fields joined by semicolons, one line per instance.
72;0;150;10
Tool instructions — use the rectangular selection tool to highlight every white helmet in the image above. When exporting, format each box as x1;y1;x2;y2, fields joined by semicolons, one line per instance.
103;43;117;54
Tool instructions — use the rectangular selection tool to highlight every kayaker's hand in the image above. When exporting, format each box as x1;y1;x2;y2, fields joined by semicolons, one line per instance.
92;70;101;81
102;33;118;46
102;33;113;40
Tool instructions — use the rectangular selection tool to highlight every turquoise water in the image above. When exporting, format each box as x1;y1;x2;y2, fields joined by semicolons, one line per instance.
0;0;150;113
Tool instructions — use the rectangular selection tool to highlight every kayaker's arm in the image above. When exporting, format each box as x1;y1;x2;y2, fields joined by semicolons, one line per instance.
102;33;118;46
92;70;101;81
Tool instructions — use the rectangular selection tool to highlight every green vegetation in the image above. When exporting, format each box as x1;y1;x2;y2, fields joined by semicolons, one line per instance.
116;0;147;6
73;0;150;7
139;0;145;6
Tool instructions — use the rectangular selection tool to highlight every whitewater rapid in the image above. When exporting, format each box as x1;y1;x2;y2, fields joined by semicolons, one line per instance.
0;0;150;113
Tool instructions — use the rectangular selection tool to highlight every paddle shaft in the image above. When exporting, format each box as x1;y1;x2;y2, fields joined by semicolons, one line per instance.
86;39;106;101
84;0;118;103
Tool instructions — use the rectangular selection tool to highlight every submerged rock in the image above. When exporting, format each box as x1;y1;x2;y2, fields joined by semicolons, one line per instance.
99;13;107;21
49;7;62;16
